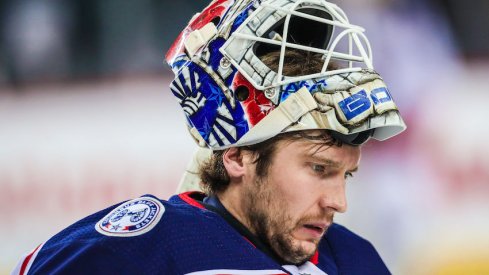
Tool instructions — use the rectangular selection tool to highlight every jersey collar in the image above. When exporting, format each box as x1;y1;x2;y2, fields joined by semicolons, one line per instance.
178;191;319;265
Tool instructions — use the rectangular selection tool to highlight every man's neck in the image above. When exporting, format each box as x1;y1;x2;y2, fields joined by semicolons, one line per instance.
202;193;287;265
217;187;255;235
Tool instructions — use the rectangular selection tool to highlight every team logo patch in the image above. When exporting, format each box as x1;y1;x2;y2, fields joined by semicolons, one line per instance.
95;197;164;237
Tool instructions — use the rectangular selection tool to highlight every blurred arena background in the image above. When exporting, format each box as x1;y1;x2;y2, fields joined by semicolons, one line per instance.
1;0;489;274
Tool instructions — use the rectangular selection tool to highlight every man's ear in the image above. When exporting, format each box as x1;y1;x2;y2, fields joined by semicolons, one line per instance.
222;147;246;179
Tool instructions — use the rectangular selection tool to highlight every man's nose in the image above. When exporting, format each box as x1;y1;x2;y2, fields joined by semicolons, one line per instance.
318;178;347;213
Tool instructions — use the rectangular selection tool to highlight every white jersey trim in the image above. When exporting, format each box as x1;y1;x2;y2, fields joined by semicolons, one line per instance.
283;261;329;275
11;242;45;275
185;269;288;275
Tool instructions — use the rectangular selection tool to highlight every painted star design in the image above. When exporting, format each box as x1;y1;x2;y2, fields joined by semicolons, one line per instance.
199;118;213;141
205;84;225;106
258;103;273;114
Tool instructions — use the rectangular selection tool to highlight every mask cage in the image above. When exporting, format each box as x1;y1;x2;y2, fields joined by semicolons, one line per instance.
253;7;334;62
221;0;373;90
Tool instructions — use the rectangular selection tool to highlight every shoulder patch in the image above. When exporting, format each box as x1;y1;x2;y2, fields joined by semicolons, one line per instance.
95;196;164;237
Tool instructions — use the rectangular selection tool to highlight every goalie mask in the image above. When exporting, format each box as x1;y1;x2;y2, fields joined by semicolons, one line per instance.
166;0;406;150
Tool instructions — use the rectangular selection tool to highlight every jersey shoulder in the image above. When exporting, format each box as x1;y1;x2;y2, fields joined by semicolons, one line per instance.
16;193;214;275
321;223;391;275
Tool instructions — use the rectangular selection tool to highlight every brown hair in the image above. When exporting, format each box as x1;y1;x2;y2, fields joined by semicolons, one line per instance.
260;50;339;76
199;131;342;194
199;50;341;194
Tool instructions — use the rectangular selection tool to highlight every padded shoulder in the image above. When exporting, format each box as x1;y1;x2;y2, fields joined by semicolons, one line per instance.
23;195;177;274
327;223;373;244
322;223;391;275
20;193;228;275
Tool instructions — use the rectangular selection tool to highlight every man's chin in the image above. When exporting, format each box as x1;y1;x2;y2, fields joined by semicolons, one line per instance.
293;238;319;257
277;238;318;264
270;234;318;265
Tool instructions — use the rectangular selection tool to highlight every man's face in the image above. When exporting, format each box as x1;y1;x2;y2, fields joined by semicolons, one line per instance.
241;138;361;264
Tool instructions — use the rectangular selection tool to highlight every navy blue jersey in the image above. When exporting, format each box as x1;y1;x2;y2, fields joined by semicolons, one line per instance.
13;192;390;275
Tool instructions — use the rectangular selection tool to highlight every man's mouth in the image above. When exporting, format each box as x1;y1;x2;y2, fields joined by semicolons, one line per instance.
301;223;329;238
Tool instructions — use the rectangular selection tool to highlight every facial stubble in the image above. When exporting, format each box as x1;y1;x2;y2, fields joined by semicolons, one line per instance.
243;178;328;265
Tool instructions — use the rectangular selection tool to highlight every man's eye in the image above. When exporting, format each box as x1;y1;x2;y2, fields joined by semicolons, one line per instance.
344;172;354;179
311;164;325;173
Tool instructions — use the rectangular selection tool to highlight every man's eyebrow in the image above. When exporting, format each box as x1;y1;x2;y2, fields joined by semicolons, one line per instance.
309;156;359;172
309;156;341;168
